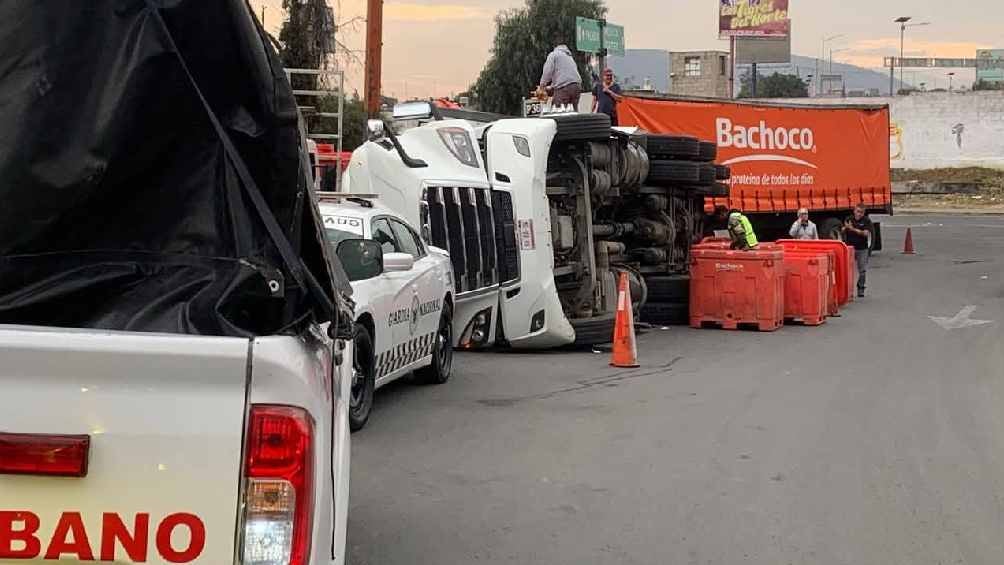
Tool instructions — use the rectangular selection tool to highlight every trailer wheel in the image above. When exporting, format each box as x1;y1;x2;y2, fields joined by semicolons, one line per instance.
647;135;701;159
819;217;844;241
571;313;617;346
698;164;716;185
698;141;718;162
715;165;731;181
647;160;701;185
548;113;612;141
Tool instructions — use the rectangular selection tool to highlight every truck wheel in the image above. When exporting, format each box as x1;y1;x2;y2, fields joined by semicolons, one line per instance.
819;217;844;241
698;141;718;162
548;113;612;141
715;165;731;180
648;160;701;185
646;135;700;159
349;324;375;432
645;275;690;302
416;302;453;385
641;301;689;326
698;164;716;184
571;313;617;346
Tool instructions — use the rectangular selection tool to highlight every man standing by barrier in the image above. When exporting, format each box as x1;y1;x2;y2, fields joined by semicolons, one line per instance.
539;42;582;108
843;204;873;298
789;208;818;240
728;210;759;251
592;68;623;124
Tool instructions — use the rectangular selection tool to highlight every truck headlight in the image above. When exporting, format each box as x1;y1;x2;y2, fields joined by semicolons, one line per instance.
437;127;480;168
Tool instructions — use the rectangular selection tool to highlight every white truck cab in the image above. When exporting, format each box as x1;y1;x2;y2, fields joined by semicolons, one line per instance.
318;194;455;431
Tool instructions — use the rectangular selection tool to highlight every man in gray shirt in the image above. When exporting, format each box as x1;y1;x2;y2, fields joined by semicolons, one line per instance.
540;43;582;108
789;208;819;240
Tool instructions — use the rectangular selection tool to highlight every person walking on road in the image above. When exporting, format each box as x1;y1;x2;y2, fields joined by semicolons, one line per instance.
843;204;873;297
789;208;818;240
539;43;582;108
592;68;623;124
727;210;759;251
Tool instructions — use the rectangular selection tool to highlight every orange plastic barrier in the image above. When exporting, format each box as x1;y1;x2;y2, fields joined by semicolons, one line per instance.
777;240;853;306
690;247;784;332
782;252;830;326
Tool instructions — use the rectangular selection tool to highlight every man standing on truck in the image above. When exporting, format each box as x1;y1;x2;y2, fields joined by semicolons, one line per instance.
728;210;759;250
789;208;819;240
539;42;582;108
843;204;873;298
592;68;623;124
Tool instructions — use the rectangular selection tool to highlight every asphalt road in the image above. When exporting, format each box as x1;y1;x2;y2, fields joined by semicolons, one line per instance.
348;214;1004;565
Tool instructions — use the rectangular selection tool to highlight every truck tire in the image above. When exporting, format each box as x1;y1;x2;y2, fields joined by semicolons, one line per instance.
647;135;701;159
710;182;730;196
350;324;376;432
641;301;689;326
698;164;716;184
645;275;690;303
571;313;617;346
698;141;718;162
648;160;701;185
819;217;844;241
548;113;612;141
715;165;731;180
416;302;454;385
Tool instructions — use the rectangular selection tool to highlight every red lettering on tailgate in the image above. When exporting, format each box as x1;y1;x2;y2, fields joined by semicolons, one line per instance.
100;512;149;562
44;511;94;560
155;513;206;563
0;510;41;558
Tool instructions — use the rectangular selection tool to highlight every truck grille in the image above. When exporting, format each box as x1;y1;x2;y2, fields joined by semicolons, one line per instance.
423;186;501;293
491;191;519;284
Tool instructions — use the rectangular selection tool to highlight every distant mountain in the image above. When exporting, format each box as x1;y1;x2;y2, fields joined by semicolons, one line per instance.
608;49;906;96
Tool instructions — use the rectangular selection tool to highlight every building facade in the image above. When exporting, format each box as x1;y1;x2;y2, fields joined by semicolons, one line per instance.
670;51;731;98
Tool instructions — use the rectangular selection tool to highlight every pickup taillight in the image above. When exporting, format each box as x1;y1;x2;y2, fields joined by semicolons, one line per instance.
241;405;314;565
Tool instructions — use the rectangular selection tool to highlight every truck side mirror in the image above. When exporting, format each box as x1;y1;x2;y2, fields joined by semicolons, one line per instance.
336;239;383;281
366;119;385;141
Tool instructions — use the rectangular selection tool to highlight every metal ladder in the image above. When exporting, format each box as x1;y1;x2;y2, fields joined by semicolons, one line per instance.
285;67;345;189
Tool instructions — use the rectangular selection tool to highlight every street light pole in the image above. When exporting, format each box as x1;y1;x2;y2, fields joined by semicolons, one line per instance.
819;34;845;96
829;48;848;73
894;17;931;95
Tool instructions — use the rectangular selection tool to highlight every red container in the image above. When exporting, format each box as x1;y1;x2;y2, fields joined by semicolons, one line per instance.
776;240;853;306
782;252;830;326
690;247;785;331
784;248;839;316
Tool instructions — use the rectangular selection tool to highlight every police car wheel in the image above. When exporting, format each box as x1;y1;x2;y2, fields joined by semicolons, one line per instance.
349;324;375;432
416;302;453;385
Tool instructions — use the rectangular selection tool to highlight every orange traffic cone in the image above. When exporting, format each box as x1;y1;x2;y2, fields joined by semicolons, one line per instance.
903;228;916;255
610;272;640;368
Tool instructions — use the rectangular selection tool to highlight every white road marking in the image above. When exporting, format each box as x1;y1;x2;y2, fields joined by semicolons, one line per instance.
929;306;995;330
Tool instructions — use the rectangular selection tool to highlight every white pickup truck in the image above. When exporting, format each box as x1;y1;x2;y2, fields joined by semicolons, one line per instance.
0;1;354;564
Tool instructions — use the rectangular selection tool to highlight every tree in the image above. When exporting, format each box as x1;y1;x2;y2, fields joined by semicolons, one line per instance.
314;93;367;152
738;72;810;99
471;0;606;115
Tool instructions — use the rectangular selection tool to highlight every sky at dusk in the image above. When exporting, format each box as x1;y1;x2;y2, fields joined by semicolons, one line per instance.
250;0;1004;98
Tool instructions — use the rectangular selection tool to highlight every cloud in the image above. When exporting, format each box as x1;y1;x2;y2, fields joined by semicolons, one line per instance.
384;3;488;22
839;37;987;68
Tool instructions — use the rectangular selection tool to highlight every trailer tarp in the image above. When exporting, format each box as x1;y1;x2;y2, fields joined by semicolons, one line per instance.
0;0;350;336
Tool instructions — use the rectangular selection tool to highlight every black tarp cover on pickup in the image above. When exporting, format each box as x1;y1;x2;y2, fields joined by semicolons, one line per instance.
0;0;351;336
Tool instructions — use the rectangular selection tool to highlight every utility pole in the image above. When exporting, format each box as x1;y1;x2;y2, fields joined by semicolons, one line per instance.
364;0;384;117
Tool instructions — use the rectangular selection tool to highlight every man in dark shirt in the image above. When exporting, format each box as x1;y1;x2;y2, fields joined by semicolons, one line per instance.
843;204;874;297
592;68;623;124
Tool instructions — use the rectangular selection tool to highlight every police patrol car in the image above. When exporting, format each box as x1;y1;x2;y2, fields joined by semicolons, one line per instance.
319;193;455;431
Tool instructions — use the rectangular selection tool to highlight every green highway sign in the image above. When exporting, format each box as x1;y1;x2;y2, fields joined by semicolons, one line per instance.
575;17;602;54
604;23;625;57
576;17;625;57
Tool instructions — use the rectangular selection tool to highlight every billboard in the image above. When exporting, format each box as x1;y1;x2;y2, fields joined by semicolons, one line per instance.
735;34;791;65
976;49;1004;84
618;97;891;213
719;0;791;38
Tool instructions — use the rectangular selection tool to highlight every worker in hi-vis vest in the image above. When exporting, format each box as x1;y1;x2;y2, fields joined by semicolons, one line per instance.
727;210;759;251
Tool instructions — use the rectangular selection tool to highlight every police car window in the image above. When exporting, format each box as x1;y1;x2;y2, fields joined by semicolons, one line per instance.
390;219;425;258
371;218;402;255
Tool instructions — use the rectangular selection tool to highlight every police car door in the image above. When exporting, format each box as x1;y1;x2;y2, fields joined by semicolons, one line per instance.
389;218;445;353
371;218;424;372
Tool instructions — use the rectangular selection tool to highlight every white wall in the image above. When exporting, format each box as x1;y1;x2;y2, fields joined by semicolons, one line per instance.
772;92;1004;170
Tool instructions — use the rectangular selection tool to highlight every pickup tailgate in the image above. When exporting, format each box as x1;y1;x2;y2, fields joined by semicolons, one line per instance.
0;326;250;564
